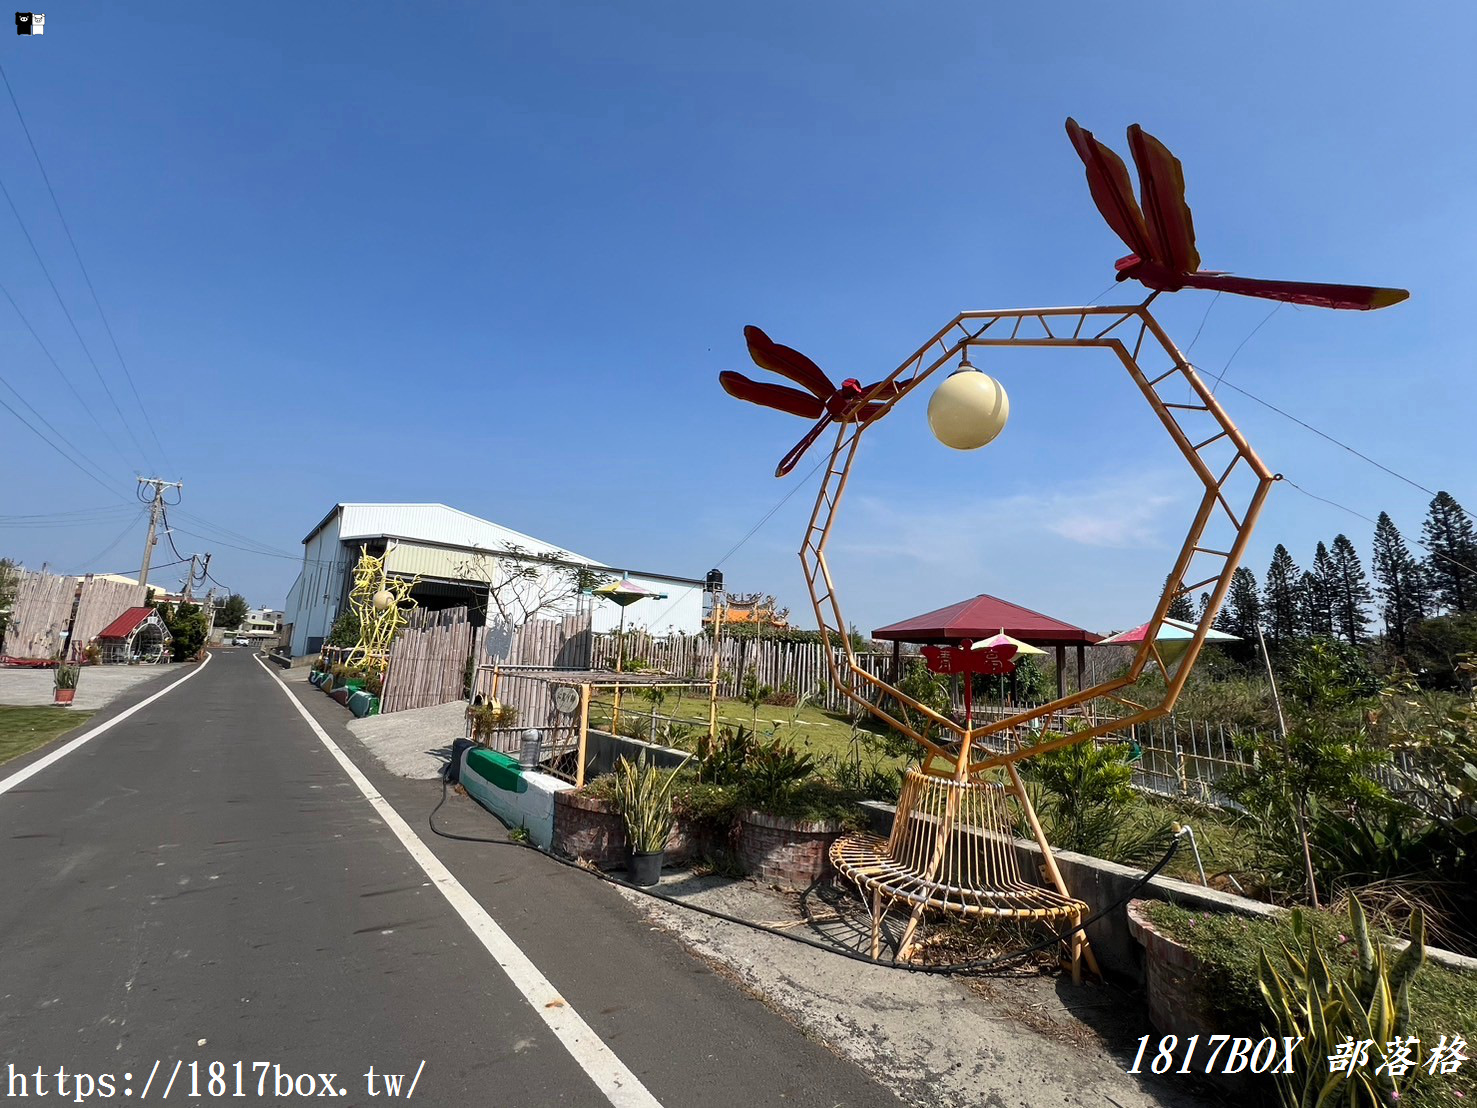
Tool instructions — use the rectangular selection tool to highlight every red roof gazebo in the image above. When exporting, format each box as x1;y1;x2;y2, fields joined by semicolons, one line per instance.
872;593;1103;697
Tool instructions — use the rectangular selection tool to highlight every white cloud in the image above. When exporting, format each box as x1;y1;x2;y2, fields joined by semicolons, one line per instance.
836;470;1184;564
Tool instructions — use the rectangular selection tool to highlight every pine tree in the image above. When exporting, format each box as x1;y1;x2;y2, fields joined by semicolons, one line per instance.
1301;544;1336;637
1327;534;1373;645
1261;544;1303;647
1370;512;1428;651
1196;592;1211;621
1219;566;1262;641
1165;572;1195;622
1421;491;1477;614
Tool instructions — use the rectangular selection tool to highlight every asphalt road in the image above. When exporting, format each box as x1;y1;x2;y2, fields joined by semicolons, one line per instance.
0;648;903;1107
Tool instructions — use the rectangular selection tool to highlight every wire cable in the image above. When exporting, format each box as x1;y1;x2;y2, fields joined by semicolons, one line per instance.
68;509;146;573
0;391;129;500
0;363;117;489
1280;477;1477;576
0;278;134;472
1207;301;1282;391
0;166;149;468
0;60;171;473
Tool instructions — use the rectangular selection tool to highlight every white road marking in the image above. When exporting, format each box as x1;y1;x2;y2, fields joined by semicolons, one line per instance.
254;656;665;1108
0;654;213;797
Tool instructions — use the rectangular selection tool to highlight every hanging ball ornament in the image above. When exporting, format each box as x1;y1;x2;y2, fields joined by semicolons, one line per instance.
372;589;394;612
927;357;1009;450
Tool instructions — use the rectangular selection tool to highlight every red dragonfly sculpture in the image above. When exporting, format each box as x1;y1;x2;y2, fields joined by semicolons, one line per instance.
720;326;899;477
1065;117;1407;311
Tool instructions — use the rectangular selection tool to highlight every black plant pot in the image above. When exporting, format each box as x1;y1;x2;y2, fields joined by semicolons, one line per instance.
625;849;664;887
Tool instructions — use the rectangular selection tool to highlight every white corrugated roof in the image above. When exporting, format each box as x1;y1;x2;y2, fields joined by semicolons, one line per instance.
305;503;599;564
303;503;701;585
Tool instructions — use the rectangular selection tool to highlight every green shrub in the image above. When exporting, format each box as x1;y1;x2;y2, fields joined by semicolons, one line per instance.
1024;736;1175;864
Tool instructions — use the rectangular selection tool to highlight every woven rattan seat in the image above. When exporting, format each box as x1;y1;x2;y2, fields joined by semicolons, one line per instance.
830;768;1097;979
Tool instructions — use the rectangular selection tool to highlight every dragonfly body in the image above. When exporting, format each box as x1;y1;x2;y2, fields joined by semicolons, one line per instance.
719;326;897;477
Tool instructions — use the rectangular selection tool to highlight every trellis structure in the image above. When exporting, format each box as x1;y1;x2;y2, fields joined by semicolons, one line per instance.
804;300;1274;773
815;299;1273;974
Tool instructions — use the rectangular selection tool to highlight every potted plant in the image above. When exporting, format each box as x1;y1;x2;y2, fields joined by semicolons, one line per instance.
467;700;518;745
53;662;80;705
614;751;689;886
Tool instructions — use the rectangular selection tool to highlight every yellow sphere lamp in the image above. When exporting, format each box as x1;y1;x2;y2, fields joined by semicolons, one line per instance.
927;356;1009;450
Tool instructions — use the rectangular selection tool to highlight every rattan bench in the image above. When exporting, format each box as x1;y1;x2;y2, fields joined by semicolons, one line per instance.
831;768;1098;981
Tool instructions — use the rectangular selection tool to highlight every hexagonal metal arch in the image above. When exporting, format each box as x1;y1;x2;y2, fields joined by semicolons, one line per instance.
799;301;1275;774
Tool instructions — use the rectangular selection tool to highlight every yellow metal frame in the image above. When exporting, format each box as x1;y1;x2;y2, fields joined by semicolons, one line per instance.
801;300;1274;776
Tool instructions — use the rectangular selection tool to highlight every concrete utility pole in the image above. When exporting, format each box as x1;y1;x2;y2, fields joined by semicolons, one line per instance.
137;477;182;588
180;554;198;604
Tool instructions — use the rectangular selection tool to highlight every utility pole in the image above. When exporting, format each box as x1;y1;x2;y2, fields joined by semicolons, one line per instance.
180;554;198;604
137;477;182;588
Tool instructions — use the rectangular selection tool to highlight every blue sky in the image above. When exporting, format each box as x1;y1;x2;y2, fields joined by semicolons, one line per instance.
1;1;1472;636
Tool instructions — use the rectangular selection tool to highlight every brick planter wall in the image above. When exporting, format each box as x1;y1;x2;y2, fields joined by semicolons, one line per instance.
735;809;844;889
551;791;718;870
553;791;626;869
1126;900;1221;1039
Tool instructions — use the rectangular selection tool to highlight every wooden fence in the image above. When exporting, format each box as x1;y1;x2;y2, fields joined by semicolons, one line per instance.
70;577;146;661
3;571;79;661
381;606;474;714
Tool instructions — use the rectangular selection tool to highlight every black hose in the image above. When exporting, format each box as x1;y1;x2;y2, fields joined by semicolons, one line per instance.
429;779;1181;977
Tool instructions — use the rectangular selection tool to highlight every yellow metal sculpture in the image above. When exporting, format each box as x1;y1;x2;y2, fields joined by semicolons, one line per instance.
345;547;417;669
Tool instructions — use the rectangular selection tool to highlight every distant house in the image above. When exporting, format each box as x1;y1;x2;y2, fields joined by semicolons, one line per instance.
282;503;702;657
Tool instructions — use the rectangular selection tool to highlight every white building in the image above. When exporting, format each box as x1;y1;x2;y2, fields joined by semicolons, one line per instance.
241;608;284;639
283;503;703;657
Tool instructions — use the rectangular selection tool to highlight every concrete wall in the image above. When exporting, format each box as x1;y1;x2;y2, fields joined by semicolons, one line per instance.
581;729;691;780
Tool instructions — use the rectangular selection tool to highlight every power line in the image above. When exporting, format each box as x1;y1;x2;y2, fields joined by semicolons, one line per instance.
0;390;129;499
0;277;132;468
0;158;150;468
69;509;145;573
0;363;117;488
0;60;171;473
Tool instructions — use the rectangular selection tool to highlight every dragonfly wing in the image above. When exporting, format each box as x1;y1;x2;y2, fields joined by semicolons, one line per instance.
744;325;836;397
1126;124;1200;274
1065;118;1156;262
775;414;835;478
1180;272;1408;311
719;371;826;418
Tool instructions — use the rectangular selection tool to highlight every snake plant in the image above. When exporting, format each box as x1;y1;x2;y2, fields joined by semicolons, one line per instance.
614;751;690;854
1258;896;1425;1107
53;664;80;690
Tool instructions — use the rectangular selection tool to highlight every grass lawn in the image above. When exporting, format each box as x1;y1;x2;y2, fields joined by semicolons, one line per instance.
587;690;877;761
0;705;96;767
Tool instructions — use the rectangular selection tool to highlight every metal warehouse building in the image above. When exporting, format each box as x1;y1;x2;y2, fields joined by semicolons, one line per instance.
283;503;703;657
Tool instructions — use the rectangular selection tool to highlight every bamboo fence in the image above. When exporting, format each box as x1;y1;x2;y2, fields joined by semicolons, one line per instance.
69;577;146;661
380;606;474;714
3;570;80;661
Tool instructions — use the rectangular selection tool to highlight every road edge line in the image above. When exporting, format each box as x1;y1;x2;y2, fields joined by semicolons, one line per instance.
254;655;665;1108
0;652;214;797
